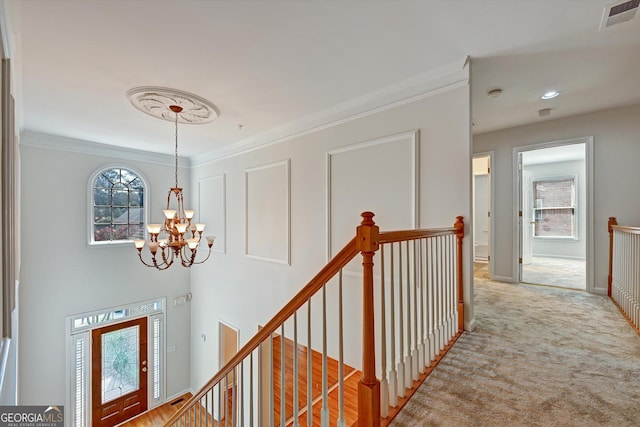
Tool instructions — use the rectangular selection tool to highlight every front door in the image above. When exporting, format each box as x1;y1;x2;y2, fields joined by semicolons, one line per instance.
92;317;148;426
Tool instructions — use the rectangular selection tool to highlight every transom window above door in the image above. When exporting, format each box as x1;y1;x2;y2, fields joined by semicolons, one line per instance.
90;167;147;245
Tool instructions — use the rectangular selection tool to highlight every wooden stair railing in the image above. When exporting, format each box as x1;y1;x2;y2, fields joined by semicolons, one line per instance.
164;212;465;427
608;217;640;334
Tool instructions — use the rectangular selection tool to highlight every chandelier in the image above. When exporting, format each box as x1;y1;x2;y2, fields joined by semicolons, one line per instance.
127;87;219;270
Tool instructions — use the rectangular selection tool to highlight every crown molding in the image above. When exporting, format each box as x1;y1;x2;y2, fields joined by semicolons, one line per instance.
192;57;469;167
20;131;189;168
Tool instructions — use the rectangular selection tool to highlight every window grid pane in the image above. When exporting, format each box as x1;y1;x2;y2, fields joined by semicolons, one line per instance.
533;178;575;237
74;335;87;427
153;318;161;401
92;168;144;242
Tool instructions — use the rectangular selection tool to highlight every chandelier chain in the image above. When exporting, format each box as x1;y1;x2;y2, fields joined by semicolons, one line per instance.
174;111;179;188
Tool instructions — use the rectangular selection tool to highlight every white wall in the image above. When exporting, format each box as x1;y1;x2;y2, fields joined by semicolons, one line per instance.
524;159;586;259
19;133;192;406
188;81;473;392
474;103;640;293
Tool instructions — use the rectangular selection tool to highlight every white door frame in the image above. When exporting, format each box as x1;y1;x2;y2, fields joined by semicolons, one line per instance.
512;137;594;292
473;151;495;279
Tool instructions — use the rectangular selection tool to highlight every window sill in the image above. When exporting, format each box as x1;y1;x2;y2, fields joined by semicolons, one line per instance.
533;236;579;241
88;240;136;249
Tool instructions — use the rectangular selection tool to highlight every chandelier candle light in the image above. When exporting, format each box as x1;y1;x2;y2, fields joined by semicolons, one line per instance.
128;87;219;269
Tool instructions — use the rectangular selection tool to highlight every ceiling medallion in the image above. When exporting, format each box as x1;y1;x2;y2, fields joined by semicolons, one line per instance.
126;86;220;124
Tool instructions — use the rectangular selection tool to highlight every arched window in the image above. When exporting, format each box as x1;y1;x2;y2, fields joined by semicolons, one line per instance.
90;167;146;244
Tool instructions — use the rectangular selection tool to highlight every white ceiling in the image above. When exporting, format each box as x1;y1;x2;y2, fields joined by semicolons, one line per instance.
522;143;586;166
5;0;640;159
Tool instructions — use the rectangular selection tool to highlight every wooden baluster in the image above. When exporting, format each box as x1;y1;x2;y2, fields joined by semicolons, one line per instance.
431;237;438;360
397;240;405;396
218;380;222;425
232;367;237;427
307;299;313;427
258;343;263;427
608;217;617;297
321;284;329;427
357;212;381;427
380;245;389;417
224;375;229;427
412;240;419;381
405;240;413;387
280;324;285;427
388;243;398;408
269;333;274;427
631;234;640;328
448;234;455;339
337;269;346;427
455;216;465;332
632;234;640;329
425;237;435;366
293;312;300;427
250;352;254;427
418;239;426;374
436;236;442;352
240;361;244;427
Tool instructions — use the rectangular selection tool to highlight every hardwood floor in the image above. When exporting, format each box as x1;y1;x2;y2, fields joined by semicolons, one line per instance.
118;393;193;426
271;334;357;425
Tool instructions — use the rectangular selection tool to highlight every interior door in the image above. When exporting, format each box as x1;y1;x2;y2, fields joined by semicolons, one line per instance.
92;317;148;426
474;174;490;260
517;153;524;280
522;173;534;265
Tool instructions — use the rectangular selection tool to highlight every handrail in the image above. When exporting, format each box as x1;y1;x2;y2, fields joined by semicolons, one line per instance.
610;224;640;235
164;236;359;425
378;227;457;243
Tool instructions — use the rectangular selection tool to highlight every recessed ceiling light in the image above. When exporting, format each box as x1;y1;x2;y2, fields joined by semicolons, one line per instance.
541;90;560;100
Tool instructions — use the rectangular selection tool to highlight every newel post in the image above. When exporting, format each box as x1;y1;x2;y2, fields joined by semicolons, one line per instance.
357;212;381;427
608;217;617;297
455;216;465;332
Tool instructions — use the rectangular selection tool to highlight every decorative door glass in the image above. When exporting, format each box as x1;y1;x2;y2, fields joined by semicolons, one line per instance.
101;325;140;403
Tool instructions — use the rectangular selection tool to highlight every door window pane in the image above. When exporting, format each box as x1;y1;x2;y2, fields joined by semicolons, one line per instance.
102;325;139;404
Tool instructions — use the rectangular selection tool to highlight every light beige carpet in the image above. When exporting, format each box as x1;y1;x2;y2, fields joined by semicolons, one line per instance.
390;277;640;426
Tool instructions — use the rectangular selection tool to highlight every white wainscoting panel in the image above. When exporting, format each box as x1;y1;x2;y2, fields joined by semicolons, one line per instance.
198;174;227;254
245;159;291;264
327;130;419;262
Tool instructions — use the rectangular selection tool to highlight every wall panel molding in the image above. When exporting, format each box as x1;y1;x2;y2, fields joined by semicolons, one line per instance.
326;130;419;262
245;159;291;265
198;174;227;254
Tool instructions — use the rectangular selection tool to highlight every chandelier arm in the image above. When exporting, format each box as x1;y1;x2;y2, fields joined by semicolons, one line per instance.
188;246;213;266
178;246;197;267
137;251;173;270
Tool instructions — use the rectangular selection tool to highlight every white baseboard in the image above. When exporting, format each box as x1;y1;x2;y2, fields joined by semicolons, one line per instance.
465;317;477;332
491;275;515;283
592;287;608;296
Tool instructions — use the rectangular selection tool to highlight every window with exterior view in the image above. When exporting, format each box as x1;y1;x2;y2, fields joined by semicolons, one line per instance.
533;177;576;238
92;167;145;243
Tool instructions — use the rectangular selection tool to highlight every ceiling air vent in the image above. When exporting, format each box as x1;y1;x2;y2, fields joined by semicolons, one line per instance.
600;0;640;30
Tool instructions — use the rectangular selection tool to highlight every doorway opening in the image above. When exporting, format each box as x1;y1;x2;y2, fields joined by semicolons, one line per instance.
67;298;166;427
516;140;592;291
218;321;239;424
473;153;493;280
